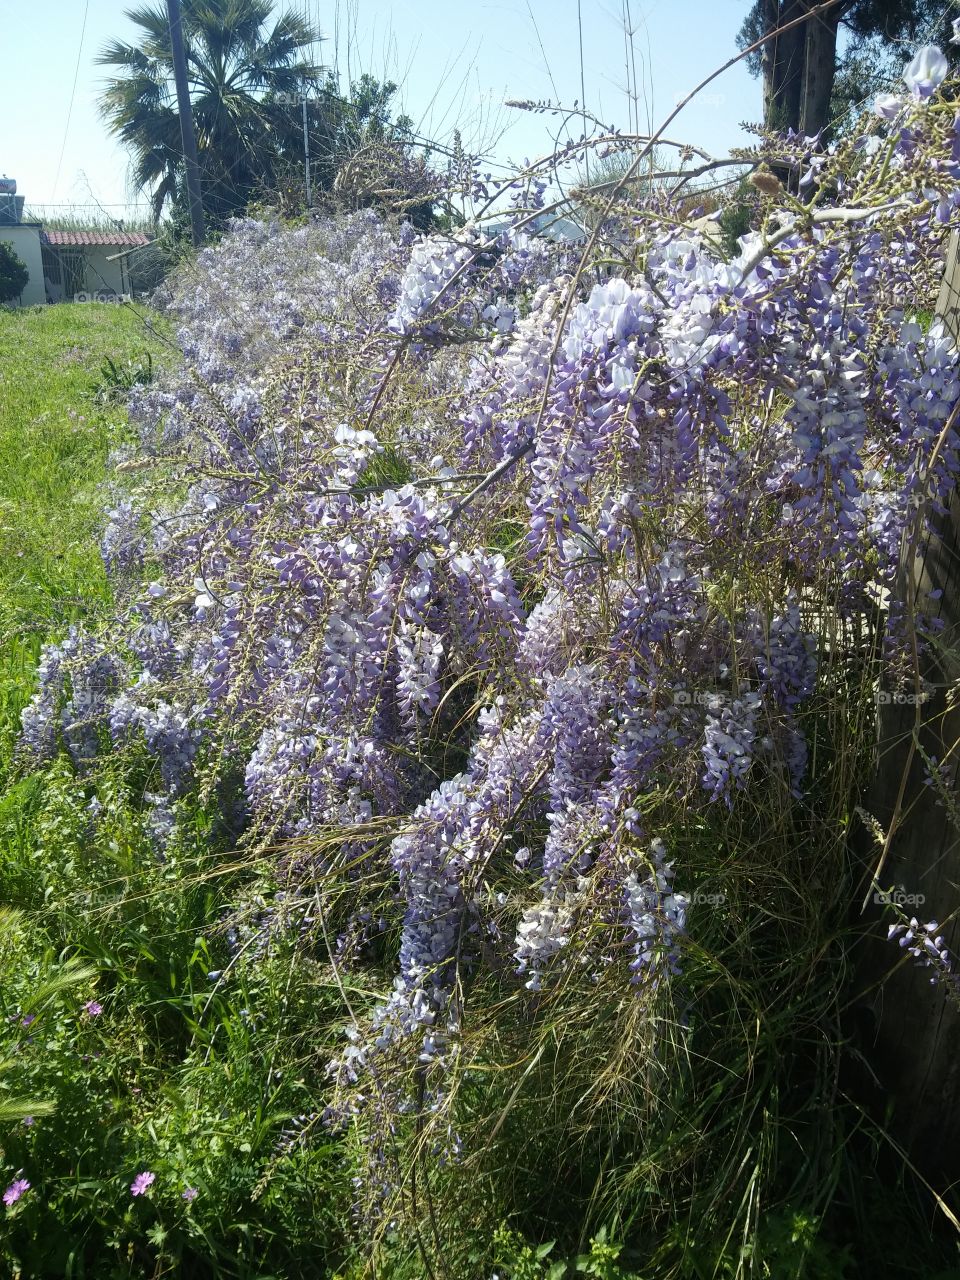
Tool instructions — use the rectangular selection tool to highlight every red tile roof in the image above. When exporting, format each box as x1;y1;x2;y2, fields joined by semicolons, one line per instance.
42;231;152;247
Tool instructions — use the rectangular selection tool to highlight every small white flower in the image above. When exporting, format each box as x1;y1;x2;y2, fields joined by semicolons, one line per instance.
193;578;215;610
903;45;949;100
873;92;904;120
952;16;960;45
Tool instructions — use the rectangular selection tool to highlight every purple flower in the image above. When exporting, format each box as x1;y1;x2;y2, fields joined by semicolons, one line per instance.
130;1171;156;1196
701;692;762;805
888;916;957;986
388;235;472;334
3;1179;30;1206
20;1014;35;1028
16;134;960;1217
623;837;689;987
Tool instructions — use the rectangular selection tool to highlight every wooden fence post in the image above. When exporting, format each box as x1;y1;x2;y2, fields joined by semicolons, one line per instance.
856;231;960;1178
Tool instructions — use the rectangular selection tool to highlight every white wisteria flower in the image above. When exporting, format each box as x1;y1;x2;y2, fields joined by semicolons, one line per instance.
873;92;904;120
903;45;949;100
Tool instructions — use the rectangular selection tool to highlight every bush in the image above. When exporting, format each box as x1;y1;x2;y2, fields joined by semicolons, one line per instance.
127;238;176;297
9;49;960;1280
0;240;29;304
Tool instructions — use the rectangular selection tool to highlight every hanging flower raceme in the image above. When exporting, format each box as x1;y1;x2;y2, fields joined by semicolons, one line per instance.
623;837;689;988
388;234;474;335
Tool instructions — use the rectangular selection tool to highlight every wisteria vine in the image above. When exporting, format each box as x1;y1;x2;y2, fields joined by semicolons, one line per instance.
18;44;960;1217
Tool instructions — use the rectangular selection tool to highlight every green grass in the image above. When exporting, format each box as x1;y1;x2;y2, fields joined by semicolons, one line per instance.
0;303;360;1277
0;302;169;770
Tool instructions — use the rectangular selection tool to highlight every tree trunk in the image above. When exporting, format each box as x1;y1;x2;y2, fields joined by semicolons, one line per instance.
854;234;960;1180
762;0;804;132
799;2;841;136
760;0;780;125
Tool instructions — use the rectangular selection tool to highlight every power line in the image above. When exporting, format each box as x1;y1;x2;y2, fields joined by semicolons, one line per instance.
52;0;90;201
25;203;154;211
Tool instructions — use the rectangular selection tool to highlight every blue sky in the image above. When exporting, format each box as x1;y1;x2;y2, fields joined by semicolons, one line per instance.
1;0;763;219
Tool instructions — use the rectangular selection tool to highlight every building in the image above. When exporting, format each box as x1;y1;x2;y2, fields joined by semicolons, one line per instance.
41;230;153;303
0;178;152;306
481;212;587;244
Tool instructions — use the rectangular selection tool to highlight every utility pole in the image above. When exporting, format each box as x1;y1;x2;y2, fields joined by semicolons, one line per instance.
166;0;205;247
302;94;312;210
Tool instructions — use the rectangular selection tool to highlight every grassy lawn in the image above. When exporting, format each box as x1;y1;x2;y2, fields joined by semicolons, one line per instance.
0;302;168;768
0;304;354;1278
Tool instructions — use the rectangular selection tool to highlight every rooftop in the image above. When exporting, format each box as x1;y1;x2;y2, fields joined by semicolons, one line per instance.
42;231;152;247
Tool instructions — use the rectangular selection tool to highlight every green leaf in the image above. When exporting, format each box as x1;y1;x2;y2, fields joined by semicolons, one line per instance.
147;1223;168;1247
0;1096;56;1123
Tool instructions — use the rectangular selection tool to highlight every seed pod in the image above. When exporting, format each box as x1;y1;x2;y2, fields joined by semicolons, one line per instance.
750;168;783;198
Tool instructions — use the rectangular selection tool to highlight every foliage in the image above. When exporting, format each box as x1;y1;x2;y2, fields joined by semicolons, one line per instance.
737;0;960;134
0;757;358;1277
571;147;667;234
713;176;761;256
97;0;323;226
95;351;155;404
320;74;440;227
491;1225;642;1279
98;5;443;232
737;0;951;79
0;305;359;1276
256;72;441;227
127;228;185;296
0;240;29;304
0;304;169;774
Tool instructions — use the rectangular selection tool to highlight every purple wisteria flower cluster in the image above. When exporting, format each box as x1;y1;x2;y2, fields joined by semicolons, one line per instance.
888;916;959;990
17;46;960;1212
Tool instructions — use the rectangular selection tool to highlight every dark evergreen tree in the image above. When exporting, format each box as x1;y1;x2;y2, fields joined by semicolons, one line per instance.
738;0;960;137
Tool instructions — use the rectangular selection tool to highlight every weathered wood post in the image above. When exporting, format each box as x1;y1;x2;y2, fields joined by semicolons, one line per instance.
857;232;960;1177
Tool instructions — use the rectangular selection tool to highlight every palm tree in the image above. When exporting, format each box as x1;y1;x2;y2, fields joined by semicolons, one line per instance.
98;1;323;226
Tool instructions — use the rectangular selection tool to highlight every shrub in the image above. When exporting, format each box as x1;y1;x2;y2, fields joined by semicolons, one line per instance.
11;45;960;1280
0;240;29;304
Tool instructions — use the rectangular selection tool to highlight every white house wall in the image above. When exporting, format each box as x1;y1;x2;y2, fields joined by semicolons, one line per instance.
79;248;126;297
0;225;45;306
